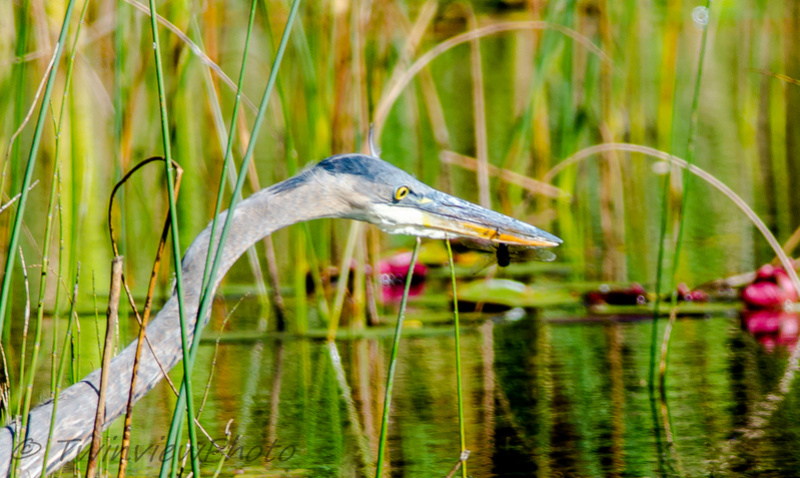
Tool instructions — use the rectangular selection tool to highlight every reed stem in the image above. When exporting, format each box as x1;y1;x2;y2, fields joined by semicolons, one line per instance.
445;239;468;478
375;237;421;478
661;0;713;386
144;0;200;473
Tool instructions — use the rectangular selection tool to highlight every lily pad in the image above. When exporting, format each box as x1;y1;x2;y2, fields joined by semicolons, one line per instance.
457;279;580;308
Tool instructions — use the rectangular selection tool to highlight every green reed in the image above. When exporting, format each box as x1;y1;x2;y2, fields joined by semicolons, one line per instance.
650;0;713;389
143;0;201;473
7;0;30;198
375;237;420;478
50;175;67;396
19;0;88;438
445;239;467;478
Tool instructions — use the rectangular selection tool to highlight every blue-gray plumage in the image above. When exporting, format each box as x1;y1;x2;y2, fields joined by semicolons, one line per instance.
0;152;560;477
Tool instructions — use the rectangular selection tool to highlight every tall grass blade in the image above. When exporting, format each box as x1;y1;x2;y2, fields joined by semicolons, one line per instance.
17;0;89;459
652;1;713;390
7;0;31;197
198;0;258;297
13;247;30;423
650;164;671;390
144;0;200;472
51;174;67;396
660;0;713;386
189;4;275;322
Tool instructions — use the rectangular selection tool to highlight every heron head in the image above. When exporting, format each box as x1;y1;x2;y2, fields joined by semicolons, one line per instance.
310;154;562;248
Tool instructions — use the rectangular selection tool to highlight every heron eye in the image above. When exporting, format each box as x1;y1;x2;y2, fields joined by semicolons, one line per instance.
394;186;410;201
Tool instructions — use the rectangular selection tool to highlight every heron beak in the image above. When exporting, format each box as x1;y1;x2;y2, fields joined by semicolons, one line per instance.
417;192;562;247
372;191;562;247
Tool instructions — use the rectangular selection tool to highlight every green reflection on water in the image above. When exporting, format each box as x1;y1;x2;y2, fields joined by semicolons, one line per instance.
40;310;795;477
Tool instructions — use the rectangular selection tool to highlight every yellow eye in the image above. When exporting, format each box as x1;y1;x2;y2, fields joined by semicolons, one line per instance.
394;186;409;201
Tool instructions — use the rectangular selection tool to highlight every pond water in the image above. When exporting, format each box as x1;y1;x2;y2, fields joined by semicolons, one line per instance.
98;308;800;477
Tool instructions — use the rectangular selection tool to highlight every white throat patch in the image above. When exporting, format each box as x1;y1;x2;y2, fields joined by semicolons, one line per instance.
366;203;449;240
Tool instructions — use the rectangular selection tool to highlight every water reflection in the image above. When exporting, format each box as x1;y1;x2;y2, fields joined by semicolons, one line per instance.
742;310;799;352
48;311;800;477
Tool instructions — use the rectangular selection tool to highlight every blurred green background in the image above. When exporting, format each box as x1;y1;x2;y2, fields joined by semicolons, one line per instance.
2;0;800;476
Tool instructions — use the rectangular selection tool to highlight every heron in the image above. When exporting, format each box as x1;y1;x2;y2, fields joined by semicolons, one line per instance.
0;152;561;477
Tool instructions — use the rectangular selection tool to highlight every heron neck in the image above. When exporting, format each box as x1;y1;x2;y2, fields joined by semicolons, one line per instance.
4;176;342;477
180;177;334;305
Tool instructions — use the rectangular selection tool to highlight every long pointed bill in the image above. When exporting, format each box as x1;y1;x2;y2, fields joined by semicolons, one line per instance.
374;191;562;247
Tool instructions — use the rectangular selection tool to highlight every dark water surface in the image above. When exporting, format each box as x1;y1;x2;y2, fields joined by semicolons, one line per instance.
101;310;800;477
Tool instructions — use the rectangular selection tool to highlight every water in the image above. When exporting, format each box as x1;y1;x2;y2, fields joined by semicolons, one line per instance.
104;310;800;477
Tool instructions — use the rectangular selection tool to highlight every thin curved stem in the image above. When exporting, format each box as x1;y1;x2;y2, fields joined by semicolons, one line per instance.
39;265;80;478
545;143;800;294
548;140;800;436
